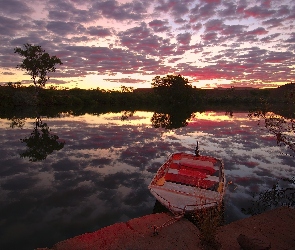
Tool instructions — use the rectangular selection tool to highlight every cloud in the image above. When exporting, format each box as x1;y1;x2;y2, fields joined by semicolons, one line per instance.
46;21;85;36
0;0;294;89
104;78;145;84
204;19;224;31
243;5;276;19
176;32;192;45
246;27;268;36
92;0;147;21
262;18;284;28
155;0;190;17
190;2;218;21
0;0;31;16
87;26;112;37
148;19;170;33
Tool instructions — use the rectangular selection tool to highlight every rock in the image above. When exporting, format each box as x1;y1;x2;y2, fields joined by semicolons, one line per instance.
237;234;271;250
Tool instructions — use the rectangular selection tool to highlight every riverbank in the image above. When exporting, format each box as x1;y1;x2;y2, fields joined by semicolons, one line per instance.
37;206;295;250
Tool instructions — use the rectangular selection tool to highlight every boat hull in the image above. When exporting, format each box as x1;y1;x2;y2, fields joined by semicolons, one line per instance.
149;153;225;215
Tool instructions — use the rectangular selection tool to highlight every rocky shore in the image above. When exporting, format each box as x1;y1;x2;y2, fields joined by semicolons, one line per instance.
37;206;295;250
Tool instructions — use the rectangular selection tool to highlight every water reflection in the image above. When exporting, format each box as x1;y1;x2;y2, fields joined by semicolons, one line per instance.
9;116;26;128
121;108;194;129
248;110;295;155
242;177;295;215
20;117;65;161
121;110;135;121
0;108;294;250
151;108;195;129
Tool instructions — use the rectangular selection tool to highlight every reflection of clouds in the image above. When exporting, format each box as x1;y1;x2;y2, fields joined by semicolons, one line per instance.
146;162;162;173
0;158;31;176
0;112;294;250
2;175;39;191
90;158;112;168
52;158;80;171
123;186;150;206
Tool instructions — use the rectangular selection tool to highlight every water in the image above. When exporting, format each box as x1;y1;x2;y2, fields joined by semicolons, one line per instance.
0;109;294;250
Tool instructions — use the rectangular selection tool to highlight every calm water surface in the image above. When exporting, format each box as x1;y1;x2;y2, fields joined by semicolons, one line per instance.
0;110;294;250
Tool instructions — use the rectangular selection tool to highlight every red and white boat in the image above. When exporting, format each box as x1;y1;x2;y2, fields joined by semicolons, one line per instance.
149;147;225;215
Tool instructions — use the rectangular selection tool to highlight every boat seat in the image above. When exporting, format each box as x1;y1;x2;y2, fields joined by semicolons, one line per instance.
178;168;207;178
164;173;217;189
169;162;216;175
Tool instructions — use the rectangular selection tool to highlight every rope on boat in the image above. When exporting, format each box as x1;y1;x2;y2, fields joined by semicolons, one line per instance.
152;213;184;236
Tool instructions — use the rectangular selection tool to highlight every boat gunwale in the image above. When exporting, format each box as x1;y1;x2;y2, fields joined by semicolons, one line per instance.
148;152;225;214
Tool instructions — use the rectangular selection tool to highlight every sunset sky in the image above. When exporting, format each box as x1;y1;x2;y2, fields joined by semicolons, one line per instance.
0;0;294;90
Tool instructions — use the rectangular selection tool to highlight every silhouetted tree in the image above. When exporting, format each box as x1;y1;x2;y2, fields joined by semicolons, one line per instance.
151;74;193;105
14;43;62;91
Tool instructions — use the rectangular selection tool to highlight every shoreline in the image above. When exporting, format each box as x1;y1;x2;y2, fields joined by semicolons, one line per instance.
37;206;295;250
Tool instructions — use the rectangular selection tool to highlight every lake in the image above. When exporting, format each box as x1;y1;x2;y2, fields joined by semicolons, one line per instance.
0;108;294;250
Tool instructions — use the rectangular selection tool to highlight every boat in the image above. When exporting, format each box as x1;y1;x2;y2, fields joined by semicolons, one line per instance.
148;146;225;215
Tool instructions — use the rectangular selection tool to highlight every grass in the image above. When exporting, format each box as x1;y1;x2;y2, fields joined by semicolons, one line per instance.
188;202;224;250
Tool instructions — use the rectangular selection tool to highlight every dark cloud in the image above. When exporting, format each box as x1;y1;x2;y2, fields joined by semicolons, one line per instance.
221;24;247;36
176;32;192;45
119;22;177;57
191;22;203;31
218;1;237;17
0;16;27;36
204;19;224;31
276;4;290;16
148;19;170;33
190;2;218;21
243;5;276;19
155;0;191;17
48;10;71;21
87;26;112;37
285;33;295;43
92;0;147;21
0;0;31;16
246;27;268;36
1;175;39;191
262;18;284;28
51;158;81;171
46;21;85;36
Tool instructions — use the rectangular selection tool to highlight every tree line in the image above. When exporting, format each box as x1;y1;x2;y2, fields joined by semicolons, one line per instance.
1;43;294;109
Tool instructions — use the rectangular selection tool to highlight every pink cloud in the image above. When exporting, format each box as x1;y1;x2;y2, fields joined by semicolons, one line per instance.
247;27;268;35
176;32;192;45
201;0;221;4
261;0;271;8
204;19;224;31
243;6;276;19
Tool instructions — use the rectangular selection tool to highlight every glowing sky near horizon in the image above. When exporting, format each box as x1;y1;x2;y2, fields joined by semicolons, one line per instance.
0;0;294;90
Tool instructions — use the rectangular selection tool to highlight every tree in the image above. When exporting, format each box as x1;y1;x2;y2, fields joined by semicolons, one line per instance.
152;74;191;89
151;74;193;104
14;43;62;90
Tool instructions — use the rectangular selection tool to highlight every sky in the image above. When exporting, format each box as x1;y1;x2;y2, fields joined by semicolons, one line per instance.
0;0;295;90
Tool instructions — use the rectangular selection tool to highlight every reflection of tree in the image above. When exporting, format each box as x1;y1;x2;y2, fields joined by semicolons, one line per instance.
242;177;295;216
121;110;135;121
151;109;194;129
9;116;26;128
20;117;65;161
248;111;295;154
